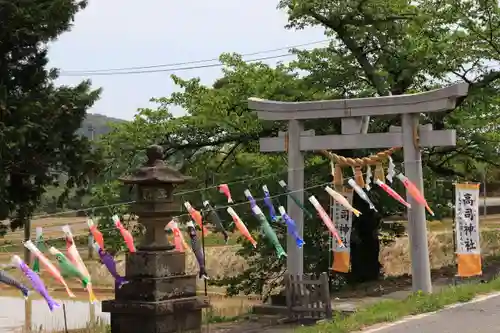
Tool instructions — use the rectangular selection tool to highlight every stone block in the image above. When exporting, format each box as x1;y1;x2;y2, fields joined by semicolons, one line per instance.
130;201;179;216
110;310;202;333
102;296;210;315
126;250;186;278
115;274;197;301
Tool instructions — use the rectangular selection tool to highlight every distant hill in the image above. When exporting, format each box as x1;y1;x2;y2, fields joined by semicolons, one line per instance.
37;113;127;214
77;113;127;139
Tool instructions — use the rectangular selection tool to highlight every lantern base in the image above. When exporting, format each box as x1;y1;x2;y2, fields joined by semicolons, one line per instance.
103;249;210;333
103;296;209;333
137;243;175;251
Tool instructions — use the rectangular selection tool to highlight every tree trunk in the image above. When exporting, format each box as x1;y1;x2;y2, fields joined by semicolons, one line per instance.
349;193;382;283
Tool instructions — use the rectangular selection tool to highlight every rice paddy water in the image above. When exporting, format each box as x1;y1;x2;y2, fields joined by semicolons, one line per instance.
0;289;258;332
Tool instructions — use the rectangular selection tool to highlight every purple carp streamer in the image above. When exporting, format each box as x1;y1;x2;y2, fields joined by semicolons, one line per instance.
186;221;209;280
0;269;29;298
93;243;128;289
278;206;304;248
12;255;60;312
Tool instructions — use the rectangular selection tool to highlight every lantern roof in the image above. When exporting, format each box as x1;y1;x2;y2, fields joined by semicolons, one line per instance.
118;145;192;185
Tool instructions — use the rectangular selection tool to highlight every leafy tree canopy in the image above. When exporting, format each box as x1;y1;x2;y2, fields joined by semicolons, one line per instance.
0;0;102;233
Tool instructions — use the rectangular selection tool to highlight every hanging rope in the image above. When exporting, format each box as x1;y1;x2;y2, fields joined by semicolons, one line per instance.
319;147;400;167
321;147;401;188
413;122;420;150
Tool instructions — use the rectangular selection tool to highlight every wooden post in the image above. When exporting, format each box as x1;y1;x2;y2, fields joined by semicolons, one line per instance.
89;301;96;328
63;303;69;333
285;274;293;319
287;120;304;276
88;125;95;260
250;83;469;294
24;298;32;332
482;172;487;217
88;232;94;259
319;272;332;319
401;114;432;293
23;218;31;265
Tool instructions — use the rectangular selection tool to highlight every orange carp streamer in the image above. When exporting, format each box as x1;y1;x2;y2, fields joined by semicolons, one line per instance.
87;218;105;250
112;215;137;252
396;173;434;215
184;202;209;236
227;207;257;248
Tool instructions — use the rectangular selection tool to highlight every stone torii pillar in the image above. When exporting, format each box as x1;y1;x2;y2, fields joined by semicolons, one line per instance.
102;145;210;333
248;83;469;293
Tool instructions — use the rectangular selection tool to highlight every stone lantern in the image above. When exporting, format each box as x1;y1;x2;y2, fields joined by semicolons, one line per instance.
102;144;210;333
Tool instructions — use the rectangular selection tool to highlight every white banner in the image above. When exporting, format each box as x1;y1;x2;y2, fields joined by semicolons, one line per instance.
330;190;353;252
455;183;480;255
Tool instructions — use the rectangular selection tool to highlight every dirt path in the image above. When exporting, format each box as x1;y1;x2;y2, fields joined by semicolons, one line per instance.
207;316;299;333
1;216;89;243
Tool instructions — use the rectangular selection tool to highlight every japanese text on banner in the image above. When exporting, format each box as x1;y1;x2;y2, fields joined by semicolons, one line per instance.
330;191;353;252
455;184;480;255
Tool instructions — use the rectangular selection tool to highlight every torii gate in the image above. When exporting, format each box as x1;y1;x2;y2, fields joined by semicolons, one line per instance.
248;83;469;293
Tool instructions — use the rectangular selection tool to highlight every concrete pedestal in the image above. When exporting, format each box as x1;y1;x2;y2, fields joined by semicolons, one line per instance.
102;250;209;333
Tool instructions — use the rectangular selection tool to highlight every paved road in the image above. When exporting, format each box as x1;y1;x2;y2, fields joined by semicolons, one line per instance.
367;293;500;333
480;197;500;206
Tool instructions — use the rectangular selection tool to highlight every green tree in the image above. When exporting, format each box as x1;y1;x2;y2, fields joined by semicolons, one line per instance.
276;0;500;281
95;0;500;293
94;54;336;278
0;0;101;233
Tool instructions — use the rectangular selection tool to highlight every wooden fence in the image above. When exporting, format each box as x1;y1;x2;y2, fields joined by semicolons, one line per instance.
285;272;332;320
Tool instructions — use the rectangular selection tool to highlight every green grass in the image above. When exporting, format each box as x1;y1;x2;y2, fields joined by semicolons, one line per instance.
34;317;110;333
45;307;248;333
296;278;500;333
201;232;239;246
203;304;251;324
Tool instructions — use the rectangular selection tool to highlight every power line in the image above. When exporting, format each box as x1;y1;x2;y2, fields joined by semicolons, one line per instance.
22;165;311;220
58;53;300;77
61;39;330;74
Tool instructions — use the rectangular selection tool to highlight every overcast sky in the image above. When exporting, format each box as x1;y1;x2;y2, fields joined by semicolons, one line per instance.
47;0;325;120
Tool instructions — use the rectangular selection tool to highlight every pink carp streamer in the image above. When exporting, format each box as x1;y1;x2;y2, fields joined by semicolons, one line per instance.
219;184;234;203
166;220;189;252
62;225;98;304
374;179;411;208
308;195;344;247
